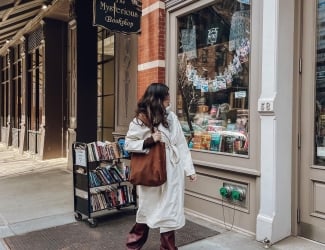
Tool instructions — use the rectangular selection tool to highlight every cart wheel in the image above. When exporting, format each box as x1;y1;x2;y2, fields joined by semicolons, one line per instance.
88;218;98;228
74;212;82;221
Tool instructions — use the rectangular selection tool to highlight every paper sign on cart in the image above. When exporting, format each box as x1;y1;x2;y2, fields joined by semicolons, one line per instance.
75;149;87;167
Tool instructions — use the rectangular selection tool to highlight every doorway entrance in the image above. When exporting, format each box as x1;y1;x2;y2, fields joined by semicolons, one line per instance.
299;0;325;243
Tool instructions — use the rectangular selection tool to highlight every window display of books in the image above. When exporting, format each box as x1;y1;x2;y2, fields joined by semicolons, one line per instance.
177;1;250;156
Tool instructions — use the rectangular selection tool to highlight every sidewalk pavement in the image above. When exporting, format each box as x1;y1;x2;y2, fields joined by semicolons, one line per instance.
0;144;324;250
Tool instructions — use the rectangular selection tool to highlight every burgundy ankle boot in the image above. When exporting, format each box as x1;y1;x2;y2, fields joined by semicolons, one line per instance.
126;223;149;250
160;230;178;250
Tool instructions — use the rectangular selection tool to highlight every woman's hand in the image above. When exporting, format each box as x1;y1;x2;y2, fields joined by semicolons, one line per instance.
188;174;197;182
152;129;162;142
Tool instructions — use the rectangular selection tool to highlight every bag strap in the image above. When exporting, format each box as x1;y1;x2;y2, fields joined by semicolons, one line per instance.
137;113;154;133
137;113;173;146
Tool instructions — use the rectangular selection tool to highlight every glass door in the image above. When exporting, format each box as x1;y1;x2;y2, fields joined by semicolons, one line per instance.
299;0;325;243
97;27;115;142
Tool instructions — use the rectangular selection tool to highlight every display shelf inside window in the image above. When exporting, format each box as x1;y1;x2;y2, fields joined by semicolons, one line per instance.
176;0;250;156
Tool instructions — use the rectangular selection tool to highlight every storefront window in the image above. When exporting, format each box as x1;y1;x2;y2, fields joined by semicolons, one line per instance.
97;27;115;142
176;0;250;156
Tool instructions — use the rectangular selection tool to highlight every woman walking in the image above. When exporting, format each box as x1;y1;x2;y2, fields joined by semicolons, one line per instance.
125;82;197;250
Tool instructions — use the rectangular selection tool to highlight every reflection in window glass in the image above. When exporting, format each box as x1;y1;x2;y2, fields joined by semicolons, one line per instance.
315;0;325;165
177;0;250;156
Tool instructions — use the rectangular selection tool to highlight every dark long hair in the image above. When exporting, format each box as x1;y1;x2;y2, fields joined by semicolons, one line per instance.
135;83;169;128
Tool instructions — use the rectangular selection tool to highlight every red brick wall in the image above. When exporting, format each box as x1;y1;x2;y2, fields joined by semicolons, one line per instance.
142;0;160;9
138;67;166;92
137;0;166;99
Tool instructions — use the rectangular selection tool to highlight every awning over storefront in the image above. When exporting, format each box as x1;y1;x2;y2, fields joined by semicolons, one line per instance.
0;0;69;55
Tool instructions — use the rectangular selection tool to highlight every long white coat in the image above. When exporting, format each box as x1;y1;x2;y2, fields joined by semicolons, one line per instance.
125;111;196;233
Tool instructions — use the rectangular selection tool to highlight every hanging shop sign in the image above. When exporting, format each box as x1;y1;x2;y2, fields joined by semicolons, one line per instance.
93;0;142;34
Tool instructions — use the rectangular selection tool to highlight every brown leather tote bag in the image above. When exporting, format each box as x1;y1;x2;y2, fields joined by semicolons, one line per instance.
129;141;166;186
129;113;167;186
